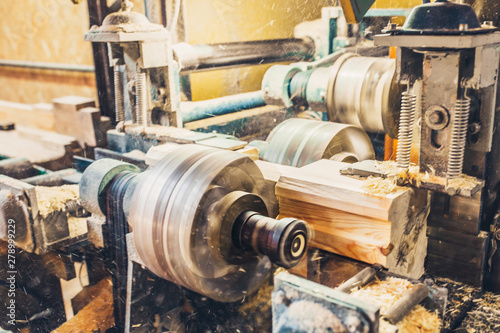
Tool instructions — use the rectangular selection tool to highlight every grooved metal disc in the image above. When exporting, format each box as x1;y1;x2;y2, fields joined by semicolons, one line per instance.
129;145;272;302
262;118;375;167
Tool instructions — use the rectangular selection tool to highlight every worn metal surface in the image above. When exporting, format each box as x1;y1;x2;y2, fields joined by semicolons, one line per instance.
174;38;315;74
180;91;266;123
79;158;139;216
261;118;374;167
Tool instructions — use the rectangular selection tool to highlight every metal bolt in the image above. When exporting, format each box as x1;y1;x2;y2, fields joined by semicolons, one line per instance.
428;111;443;125
425;106;449;130
469;122;481;135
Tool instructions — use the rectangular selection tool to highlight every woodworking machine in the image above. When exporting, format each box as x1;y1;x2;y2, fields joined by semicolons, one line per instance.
2;0;500;332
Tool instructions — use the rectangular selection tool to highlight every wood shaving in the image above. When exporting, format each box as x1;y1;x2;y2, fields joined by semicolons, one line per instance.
350;277;441;333
376;160;481;191
447;173;483;190
362;177;399;196
35;185;79;218
458;292;500;333
68;216;88;238
433;277;479;329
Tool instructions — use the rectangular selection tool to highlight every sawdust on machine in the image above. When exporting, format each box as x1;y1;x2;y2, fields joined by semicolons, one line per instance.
361;161;405;196
35;185;80;218
350;277;441;333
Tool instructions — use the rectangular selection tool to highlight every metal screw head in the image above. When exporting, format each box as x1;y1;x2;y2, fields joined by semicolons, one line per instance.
469;122;481;135
425;105;449;130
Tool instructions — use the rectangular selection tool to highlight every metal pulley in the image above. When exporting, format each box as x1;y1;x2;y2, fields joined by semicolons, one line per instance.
255;118;374;167
80;145;308;302
262;54;401;138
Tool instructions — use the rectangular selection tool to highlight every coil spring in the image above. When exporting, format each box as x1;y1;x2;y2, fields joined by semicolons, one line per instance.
396;91;416;168
136;71;148;126
114;68;125;122
447;98;470;178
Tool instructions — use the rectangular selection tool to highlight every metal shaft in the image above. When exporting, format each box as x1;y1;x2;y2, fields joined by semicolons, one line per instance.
135;70;148;126
337;267;377;293
114;66;125;122
382;283;429;324
173;38;315;74
232;211;308;269
181;91;265;123
396;90;416;168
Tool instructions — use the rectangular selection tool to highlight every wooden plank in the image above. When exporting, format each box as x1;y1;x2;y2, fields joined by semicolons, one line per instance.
428;192;482;235
0;100;55;131
0;126;81;168
279;197;391;266
53;96;105;147
277;160;404;222
52;278;114;333
425;228;489;286
276;159;429;279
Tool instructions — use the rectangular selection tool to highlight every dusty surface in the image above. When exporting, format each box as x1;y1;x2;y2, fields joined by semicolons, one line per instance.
350;277;441;333
35;185;79;218
456;291;500;333
432;277;480;330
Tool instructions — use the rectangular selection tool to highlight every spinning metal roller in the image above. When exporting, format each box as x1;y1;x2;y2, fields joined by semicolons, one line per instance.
260;118;375;167
327;55;401;138
126;145;308;302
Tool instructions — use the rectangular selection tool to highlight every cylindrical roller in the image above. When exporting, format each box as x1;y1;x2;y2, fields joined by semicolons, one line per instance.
129;145;307;302
327;55;401;138
173;38;315;74
79;159;140;216
232;212;308;269
337;266;378;293
382;283;430;324
261;118;374;167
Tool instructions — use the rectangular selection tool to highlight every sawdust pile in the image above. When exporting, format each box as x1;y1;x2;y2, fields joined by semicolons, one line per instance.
350;277;441;333
35;185;79;218
458;292;500;332
361;161;405;196
434;277;479;329
68;216;88;238
375;160;436;187
374;160;481;191
362;177;399;196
